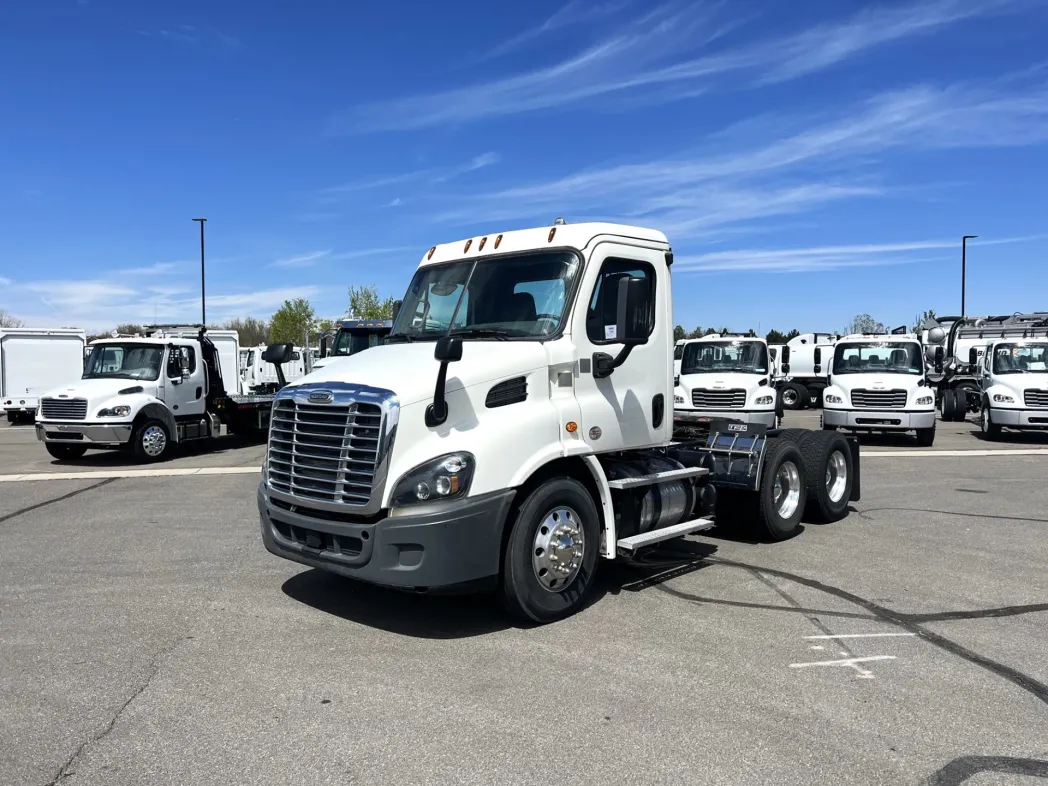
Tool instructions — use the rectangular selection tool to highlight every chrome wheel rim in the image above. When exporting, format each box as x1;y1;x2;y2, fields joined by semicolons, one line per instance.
825;450;848;503
782;389;798;406
982;408;989;432
773;461;801;519
141;425;167;457
532;507;584;592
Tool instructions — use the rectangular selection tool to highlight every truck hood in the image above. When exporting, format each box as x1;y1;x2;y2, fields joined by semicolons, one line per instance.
287;341;549;406
678;372;765;392
832;373;920;391
41;378;160;401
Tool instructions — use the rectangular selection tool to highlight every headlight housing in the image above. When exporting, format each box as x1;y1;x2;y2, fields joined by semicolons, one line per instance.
97;405;131;418
754;394;774;405
825;394;844;404
674;394;685;404
916;395;933;405
993;393;1014;403
391;452;475;507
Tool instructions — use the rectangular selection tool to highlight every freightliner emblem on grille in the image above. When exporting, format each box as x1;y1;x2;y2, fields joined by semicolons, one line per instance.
308;390;334;404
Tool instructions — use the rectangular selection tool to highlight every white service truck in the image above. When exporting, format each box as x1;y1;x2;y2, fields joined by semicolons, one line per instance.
975;338;1048;438
672;334;777;431
35;326;289;462
1;328;87;423
820;332;938;445
258;220;862;622
241;344;309;393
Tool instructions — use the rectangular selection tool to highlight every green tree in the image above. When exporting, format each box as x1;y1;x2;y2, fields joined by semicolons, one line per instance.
844;314;886;335
765;328;801;344
223;316;270;346
913;309;937;332
115;323;144;335
269;298;316;344
0;309;25;328
673;325;686;342
348;285;394;319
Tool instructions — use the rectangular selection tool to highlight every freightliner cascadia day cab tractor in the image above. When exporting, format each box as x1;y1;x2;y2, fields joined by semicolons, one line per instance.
975;337;1048;438
35;326;293;462
313;318;394;372
258;220;861;623
672;334;778;432
820;330;938;446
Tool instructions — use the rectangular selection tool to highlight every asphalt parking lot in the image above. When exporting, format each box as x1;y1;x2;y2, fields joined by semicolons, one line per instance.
2;415;1047;785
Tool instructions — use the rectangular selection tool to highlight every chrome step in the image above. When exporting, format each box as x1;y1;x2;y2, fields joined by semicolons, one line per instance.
606;466;708;490
616;518;715;553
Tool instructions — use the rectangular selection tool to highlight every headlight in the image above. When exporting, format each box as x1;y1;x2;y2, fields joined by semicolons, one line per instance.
993;393;1014;403
916;395;933;405
754;395;774;405
674;394;685;404
390;452;475;507
97;405;131;418
825;394;844;404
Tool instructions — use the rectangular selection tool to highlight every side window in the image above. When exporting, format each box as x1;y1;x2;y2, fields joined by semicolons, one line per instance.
586;257;656;344
167;347;196;378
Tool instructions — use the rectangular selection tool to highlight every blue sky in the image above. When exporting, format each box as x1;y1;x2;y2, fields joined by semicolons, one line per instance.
1;0;1047;333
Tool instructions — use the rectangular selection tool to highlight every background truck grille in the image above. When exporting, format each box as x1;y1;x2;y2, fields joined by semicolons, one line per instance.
691;389;746;409
267;399;382;505
850;389;907;409
1024;390;1048;407
40;398;88;420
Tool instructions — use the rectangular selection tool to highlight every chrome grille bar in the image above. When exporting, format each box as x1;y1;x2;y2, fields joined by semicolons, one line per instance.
40;398;88;420
850;389;907;409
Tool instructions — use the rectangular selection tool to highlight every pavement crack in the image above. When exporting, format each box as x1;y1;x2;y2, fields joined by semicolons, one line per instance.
859;506;1048;525
905;603;1048;623
0;478;117;527
43;636;182;786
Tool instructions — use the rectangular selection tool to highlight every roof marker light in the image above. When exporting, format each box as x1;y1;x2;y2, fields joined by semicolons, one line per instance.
478;236;487;251
548;227;556;243
427;246;436;260
494;234;503;249
464;238;473;253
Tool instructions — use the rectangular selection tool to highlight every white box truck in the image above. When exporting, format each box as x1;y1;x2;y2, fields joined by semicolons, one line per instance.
257;220;862;622
1;328;87;423
974;338;1048;438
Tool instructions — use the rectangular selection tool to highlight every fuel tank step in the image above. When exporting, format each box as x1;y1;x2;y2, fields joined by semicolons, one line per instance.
616;517;715;553
606;466;709;490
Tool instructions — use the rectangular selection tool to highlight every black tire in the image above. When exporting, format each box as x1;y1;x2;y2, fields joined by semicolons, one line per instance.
45;443;88;461
953;384;976;421
774;428;810;445
132;418;171;462
780;384;807;411
757;439;806;541
797;431;853;523
6;411;16;424
980;401;1002;440
940;389;956;421
499;477;600;623
915;423;936;447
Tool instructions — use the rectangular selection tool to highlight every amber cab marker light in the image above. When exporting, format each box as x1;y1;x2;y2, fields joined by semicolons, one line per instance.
548;227;556;243
478;236;487;251
565;421;578;433
494;234;503;249
464;238;473;253
427;246;436;260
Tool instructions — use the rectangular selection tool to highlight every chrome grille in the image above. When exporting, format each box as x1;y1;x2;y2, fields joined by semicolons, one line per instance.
691;388;746;409
1024;389;1048;408
41;398;88;420
267;398;382;505
851;389;907;409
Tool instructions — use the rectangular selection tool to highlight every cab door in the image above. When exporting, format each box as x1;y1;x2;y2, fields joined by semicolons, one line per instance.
164;345;206;417
571;242;672;452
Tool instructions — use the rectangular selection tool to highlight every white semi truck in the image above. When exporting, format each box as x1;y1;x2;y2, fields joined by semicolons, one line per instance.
1;328;87;423
672;334;777;431
774;332;839;410
35;326;289;462
974;338;1048;438
820;332;938;445
258;221;861;622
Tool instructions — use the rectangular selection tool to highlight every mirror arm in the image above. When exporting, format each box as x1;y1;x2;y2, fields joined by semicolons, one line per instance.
425;362;451;426
592;343;639;379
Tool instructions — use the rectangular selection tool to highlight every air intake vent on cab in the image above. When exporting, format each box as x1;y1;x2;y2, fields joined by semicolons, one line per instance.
486;376;527;408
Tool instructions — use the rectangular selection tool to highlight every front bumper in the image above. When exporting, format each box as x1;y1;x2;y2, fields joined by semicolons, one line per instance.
259;484;516;593
989;408;1048;429
822;409;936;430
674;408;777;428
35;421;133;446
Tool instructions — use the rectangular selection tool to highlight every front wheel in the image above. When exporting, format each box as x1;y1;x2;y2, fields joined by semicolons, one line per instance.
915;424;936;447
757;439;807;540
45;443;88;461
132;419;171;462
980;405;1002;440
940;389;956;421
780;384;806;411
499;477;600;623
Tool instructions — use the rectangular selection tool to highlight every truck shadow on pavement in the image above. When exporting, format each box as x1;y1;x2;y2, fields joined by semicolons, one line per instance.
47;435;267;468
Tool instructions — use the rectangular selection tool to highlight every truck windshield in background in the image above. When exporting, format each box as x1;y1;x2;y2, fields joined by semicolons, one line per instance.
83;344;165;381
681;340;768;375
388;251;580;341
992;343;1048;374
833;342;923;374
332;329;385;356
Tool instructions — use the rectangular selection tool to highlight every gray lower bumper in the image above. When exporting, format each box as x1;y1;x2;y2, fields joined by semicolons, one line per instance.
259;484;516;593
822;409;936;430
674;408;777;428
989;408;1048;428
35;422;133;446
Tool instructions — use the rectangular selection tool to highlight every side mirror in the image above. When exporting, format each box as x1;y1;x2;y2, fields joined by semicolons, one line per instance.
434;336;463;363
813;347;821;375
319;336;329;358
934;346;944;374
615;276;650;345
262;342;293;366
968;347;978;365
781;345;791;375
426;337;463;427
391;299;403;323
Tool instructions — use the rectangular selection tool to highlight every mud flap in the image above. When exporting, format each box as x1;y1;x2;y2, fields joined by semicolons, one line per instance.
846;434;861;501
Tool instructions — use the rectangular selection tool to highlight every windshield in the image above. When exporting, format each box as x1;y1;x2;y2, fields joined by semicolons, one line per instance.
681;340;769;375
388;251;580;341
673;343;685;360
833;342;923;374
83;343;164;381
992;343;1048;374
332;329;386;356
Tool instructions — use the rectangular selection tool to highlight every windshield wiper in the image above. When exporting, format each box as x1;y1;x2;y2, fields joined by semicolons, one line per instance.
384;333;418;344
449;328;526;341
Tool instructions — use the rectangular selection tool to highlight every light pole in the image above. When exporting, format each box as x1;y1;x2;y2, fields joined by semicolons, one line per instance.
192;218;207;325
961;234;977;318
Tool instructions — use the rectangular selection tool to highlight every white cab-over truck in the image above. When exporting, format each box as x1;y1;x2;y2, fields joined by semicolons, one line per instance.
672;334;778;431
1;328;87;423
35;326;289;462
975;338;1048;438
820;332;938;445
775;332;839;410
258;221;862;622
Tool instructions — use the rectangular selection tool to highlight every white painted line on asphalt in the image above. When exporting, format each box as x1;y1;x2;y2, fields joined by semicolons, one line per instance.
861;448;1048;458
0;466;261;482
789;655;896;669
803;633;916;640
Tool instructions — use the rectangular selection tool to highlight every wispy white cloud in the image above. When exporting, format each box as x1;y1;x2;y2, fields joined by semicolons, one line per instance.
271;250;332;268
327;247;416;261
0;276;11;286
323;152;500;194
477;0;629;61
328;0;1014;133
139;24;240;48
118;261;184;275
